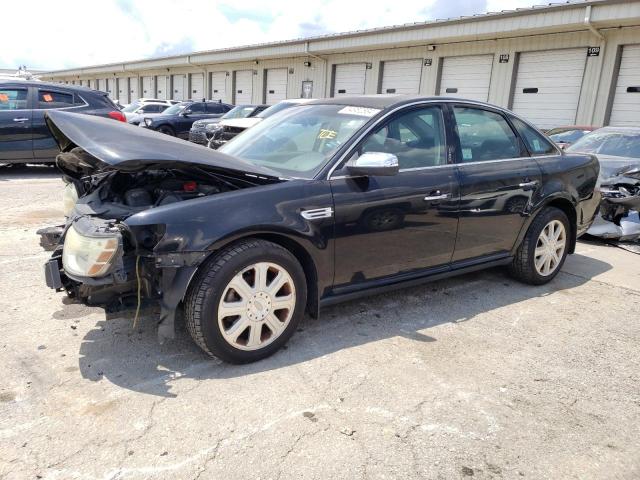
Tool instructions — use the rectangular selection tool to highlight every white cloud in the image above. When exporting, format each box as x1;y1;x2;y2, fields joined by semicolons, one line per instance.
0;0;544;71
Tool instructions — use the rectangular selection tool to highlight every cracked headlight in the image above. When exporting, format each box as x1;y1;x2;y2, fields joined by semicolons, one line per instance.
206;123;223;131
143;118;153;127
62;182;79;217
62;225;120;278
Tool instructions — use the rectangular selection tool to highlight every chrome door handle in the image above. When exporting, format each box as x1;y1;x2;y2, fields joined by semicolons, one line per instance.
13;118;29;122
424;193;449;201
519;181;539;189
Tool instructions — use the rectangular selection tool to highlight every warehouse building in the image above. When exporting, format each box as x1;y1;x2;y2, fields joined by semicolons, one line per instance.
42;0;640;128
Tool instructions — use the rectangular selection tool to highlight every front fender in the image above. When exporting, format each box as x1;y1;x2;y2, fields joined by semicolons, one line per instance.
125;178;335;295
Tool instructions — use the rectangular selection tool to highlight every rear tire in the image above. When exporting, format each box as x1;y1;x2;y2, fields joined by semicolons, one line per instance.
184;239;307;363
509;207;570;285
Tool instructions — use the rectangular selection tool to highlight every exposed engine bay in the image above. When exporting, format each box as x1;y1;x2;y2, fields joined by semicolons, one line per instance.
60;147;251;220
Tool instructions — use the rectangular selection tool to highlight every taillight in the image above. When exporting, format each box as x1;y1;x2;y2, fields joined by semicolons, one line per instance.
108;111;126;122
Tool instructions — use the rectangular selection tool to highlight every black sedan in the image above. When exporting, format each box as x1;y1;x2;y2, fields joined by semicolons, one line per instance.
140;100;233;138
188;104;268;145
40;96;600;363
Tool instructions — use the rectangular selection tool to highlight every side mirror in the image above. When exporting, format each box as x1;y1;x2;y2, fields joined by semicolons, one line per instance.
346;152;399;177
181;110;191;116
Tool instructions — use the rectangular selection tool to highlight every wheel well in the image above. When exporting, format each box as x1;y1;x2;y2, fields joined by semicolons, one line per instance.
546;198;577;254
194;233;320;318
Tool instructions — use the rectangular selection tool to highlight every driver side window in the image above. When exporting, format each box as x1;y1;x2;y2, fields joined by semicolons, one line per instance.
189;103;206;113
358;106;447;169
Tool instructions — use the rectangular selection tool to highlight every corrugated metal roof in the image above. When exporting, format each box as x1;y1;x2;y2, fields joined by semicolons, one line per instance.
42;0;629;75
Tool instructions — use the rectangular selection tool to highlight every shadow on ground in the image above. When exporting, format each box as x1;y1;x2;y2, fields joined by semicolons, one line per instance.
58;252;612;397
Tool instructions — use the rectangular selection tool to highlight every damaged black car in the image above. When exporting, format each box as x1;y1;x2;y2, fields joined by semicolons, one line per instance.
566;127;640;241
40;96;600;363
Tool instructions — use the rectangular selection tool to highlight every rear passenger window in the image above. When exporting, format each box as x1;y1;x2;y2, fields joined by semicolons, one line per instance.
189;103;206;113
510;117;557;155
37;90;74;109
0;88;28;110
453;107;522;162
206;103;225;113
359;106;447;169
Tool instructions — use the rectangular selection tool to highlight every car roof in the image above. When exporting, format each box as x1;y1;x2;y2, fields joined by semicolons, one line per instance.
0;79;102;94
595;126;640;134
307;94;506;111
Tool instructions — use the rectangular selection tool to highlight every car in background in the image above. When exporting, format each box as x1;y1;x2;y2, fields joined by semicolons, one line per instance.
188;104;268;145
566;127;640;240
546;126;597;149
207;98;314;149
140;100;233;138
40;96;600;363
121;99;172;122
0;80;124;164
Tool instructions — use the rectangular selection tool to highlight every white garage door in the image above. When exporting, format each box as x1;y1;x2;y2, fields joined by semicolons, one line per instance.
609;44;640;127
190;73;204;100
141;76;154;98
234;70;253;104
511;48;586;129
129;77;139;102
265;68;288;104
117;78;128;104
333;63;367;96
156;76;168;100
172;74;186;101
439;54;493;102
210;72;226;101
381;59;422;94
105;79;115;99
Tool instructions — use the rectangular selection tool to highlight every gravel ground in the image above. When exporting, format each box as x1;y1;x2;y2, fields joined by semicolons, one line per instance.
1;166;639;480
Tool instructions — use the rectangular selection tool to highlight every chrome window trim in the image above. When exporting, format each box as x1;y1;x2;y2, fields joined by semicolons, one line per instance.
33;88;89;110
326;99;561;180
330;154;559;180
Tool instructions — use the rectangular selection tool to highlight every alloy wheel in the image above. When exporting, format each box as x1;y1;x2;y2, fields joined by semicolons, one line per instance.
217;262;296;351
534;219;566;276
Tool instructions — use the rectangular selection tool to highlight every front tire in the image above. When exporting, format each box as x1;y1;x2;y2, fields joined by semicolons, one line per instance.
509;207;570;285
185;239;307;363
158;125;175;136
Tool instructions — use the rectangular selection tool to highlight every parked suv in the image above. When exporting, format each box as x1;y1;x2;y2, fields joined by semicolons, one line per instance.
188;104;268;145
0;81;124;164
139;100;233;138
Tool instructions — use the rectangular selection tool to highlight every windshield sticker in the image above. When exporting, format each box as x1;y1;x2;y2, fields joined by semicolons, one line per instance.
318;129;337;139
42;94;54;102
0;94;8;103
462;148;473;160
338;106;380;117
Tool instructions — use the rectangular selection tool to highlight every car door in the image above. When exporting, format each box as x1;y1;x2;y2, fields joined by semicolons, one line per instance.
32;87;78;161
177;102;206;137
449;104;542;262
330;104;460;290
0;85;33;162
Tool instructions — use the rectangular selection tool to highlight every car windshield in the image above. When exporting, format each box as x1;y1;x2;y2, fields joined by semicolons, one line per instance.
256;102;298;119
121;102;141;113
567;130;640;159
222;106;257;119
220;104;378;178
162;103;187;115
548;129;589;144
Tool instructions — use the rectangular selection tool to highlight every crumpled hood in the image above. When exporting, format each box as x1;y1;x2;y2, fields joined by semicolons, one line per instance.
596;154;640;183
45;110;282;179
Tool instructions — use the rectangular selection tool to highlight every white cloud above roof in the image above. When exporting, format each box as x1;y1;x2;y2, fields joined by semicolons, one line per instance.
0;0;550;70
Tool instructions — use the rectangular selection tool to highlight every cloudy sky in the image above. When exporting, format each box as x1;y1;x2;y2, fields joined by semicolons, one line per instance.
1;0;546;71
